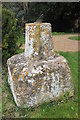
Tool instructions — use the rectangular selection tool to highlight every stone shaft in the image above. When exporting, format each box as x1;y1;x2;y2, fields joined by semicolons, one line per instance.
25;23;54;60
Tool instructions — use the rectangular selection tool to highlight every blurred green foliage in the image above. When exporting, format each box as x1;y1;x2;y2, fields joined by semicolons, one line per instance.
27;2;79;32
2;2;79;66
2;7;22;66
2;2;79;32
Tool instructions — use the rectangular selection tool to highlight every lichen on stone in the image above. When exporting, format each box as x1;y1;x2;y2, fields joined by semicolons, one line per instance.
7;23;74;108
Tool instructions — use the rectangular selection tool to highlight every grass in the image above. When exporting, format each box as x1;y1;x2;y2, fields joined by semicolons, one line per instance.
68;36;80;40
2;51;79;118
52;32;78;35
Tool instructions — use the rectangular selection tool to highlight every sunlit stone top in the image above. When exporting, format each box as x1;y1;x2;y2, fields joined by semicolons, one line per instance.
25;23;54;60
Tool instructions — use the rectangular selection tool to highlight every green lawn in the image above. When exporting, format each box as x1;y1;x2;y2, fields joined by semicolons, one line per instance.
2;51;79;118
68;36;80;40
52;32;78;35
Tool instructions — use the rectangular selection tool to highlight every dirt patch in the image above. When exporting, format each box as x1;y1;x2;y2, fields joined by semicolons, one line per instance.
53;34;80;52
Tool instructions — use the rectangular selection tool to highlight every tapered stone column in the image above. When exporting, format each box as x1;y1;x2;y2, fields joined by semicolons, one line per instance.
25;23;54;60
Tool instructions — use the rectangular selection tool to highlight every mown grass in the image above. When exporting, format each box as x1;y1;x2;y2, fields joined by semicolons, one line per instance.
68;36;80;40
2;51;79;118
52;32;78;35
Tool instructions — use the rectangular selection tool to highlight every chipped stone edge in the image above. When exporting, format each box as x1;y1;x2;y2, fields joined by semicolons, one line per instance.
8;66;20;107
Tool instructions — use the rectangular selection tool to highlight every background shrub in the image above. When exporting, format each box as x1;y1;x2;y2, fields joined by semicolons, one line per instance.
2;8;21;66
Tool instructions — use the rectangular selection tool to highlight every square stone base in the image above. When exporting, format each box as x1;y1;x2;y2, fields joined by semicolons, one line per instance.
7;53;74;108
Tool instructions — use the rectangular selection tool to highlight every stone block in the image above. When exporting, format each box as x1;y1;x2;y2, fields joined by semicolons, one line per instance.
7;53;74;108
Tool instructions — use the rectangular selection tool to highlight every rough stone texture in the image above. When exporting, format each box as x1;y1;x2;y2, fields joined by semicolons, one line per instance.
25;23;54;60
7;23;74;108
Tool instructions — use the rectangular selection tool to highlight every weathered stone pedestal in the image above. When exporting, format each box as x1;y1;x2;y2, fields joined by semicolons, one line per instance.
7;23;74;108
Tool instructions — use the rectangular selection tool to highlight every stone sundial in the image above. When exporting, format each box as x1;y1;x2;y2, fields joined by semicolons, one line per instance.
7;20;74;108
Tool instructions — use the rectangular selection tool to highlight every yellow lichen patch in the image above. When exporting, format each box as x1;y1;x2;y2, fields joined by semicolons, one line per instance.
21;91;24;95
29;34;31;38
39;86;41;89
13;67;17;73
53;49;55;53
17;75;20;80
33;24;34;27
12;75;15;81
29;37;31;41
23;77;24;82
35;74;37;76
31;34;34;38
32;90;35;93
29;43;31;46
40;79;42;82
22;73;24;77
9;63;11;67
38;24;40;27
25;24;27;27
26;71;28;75
45;69;47;72
22;73;24;81
34;67;37;70
32;25;34;30
15;81;18;84
33;42;35;48
16;90;17;94
25;27;27;30
44;29;49;35
29;23;31;26
19;87;21;92
35;28;39;35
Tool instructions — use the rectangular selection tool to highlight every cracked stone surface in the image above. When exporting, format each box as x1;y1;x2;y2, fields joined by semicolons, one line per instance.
7;23;74;108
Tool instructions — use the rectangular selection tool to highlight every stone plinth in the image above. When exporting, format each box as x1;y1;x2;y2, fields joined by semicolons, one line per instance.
7;23;74;108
